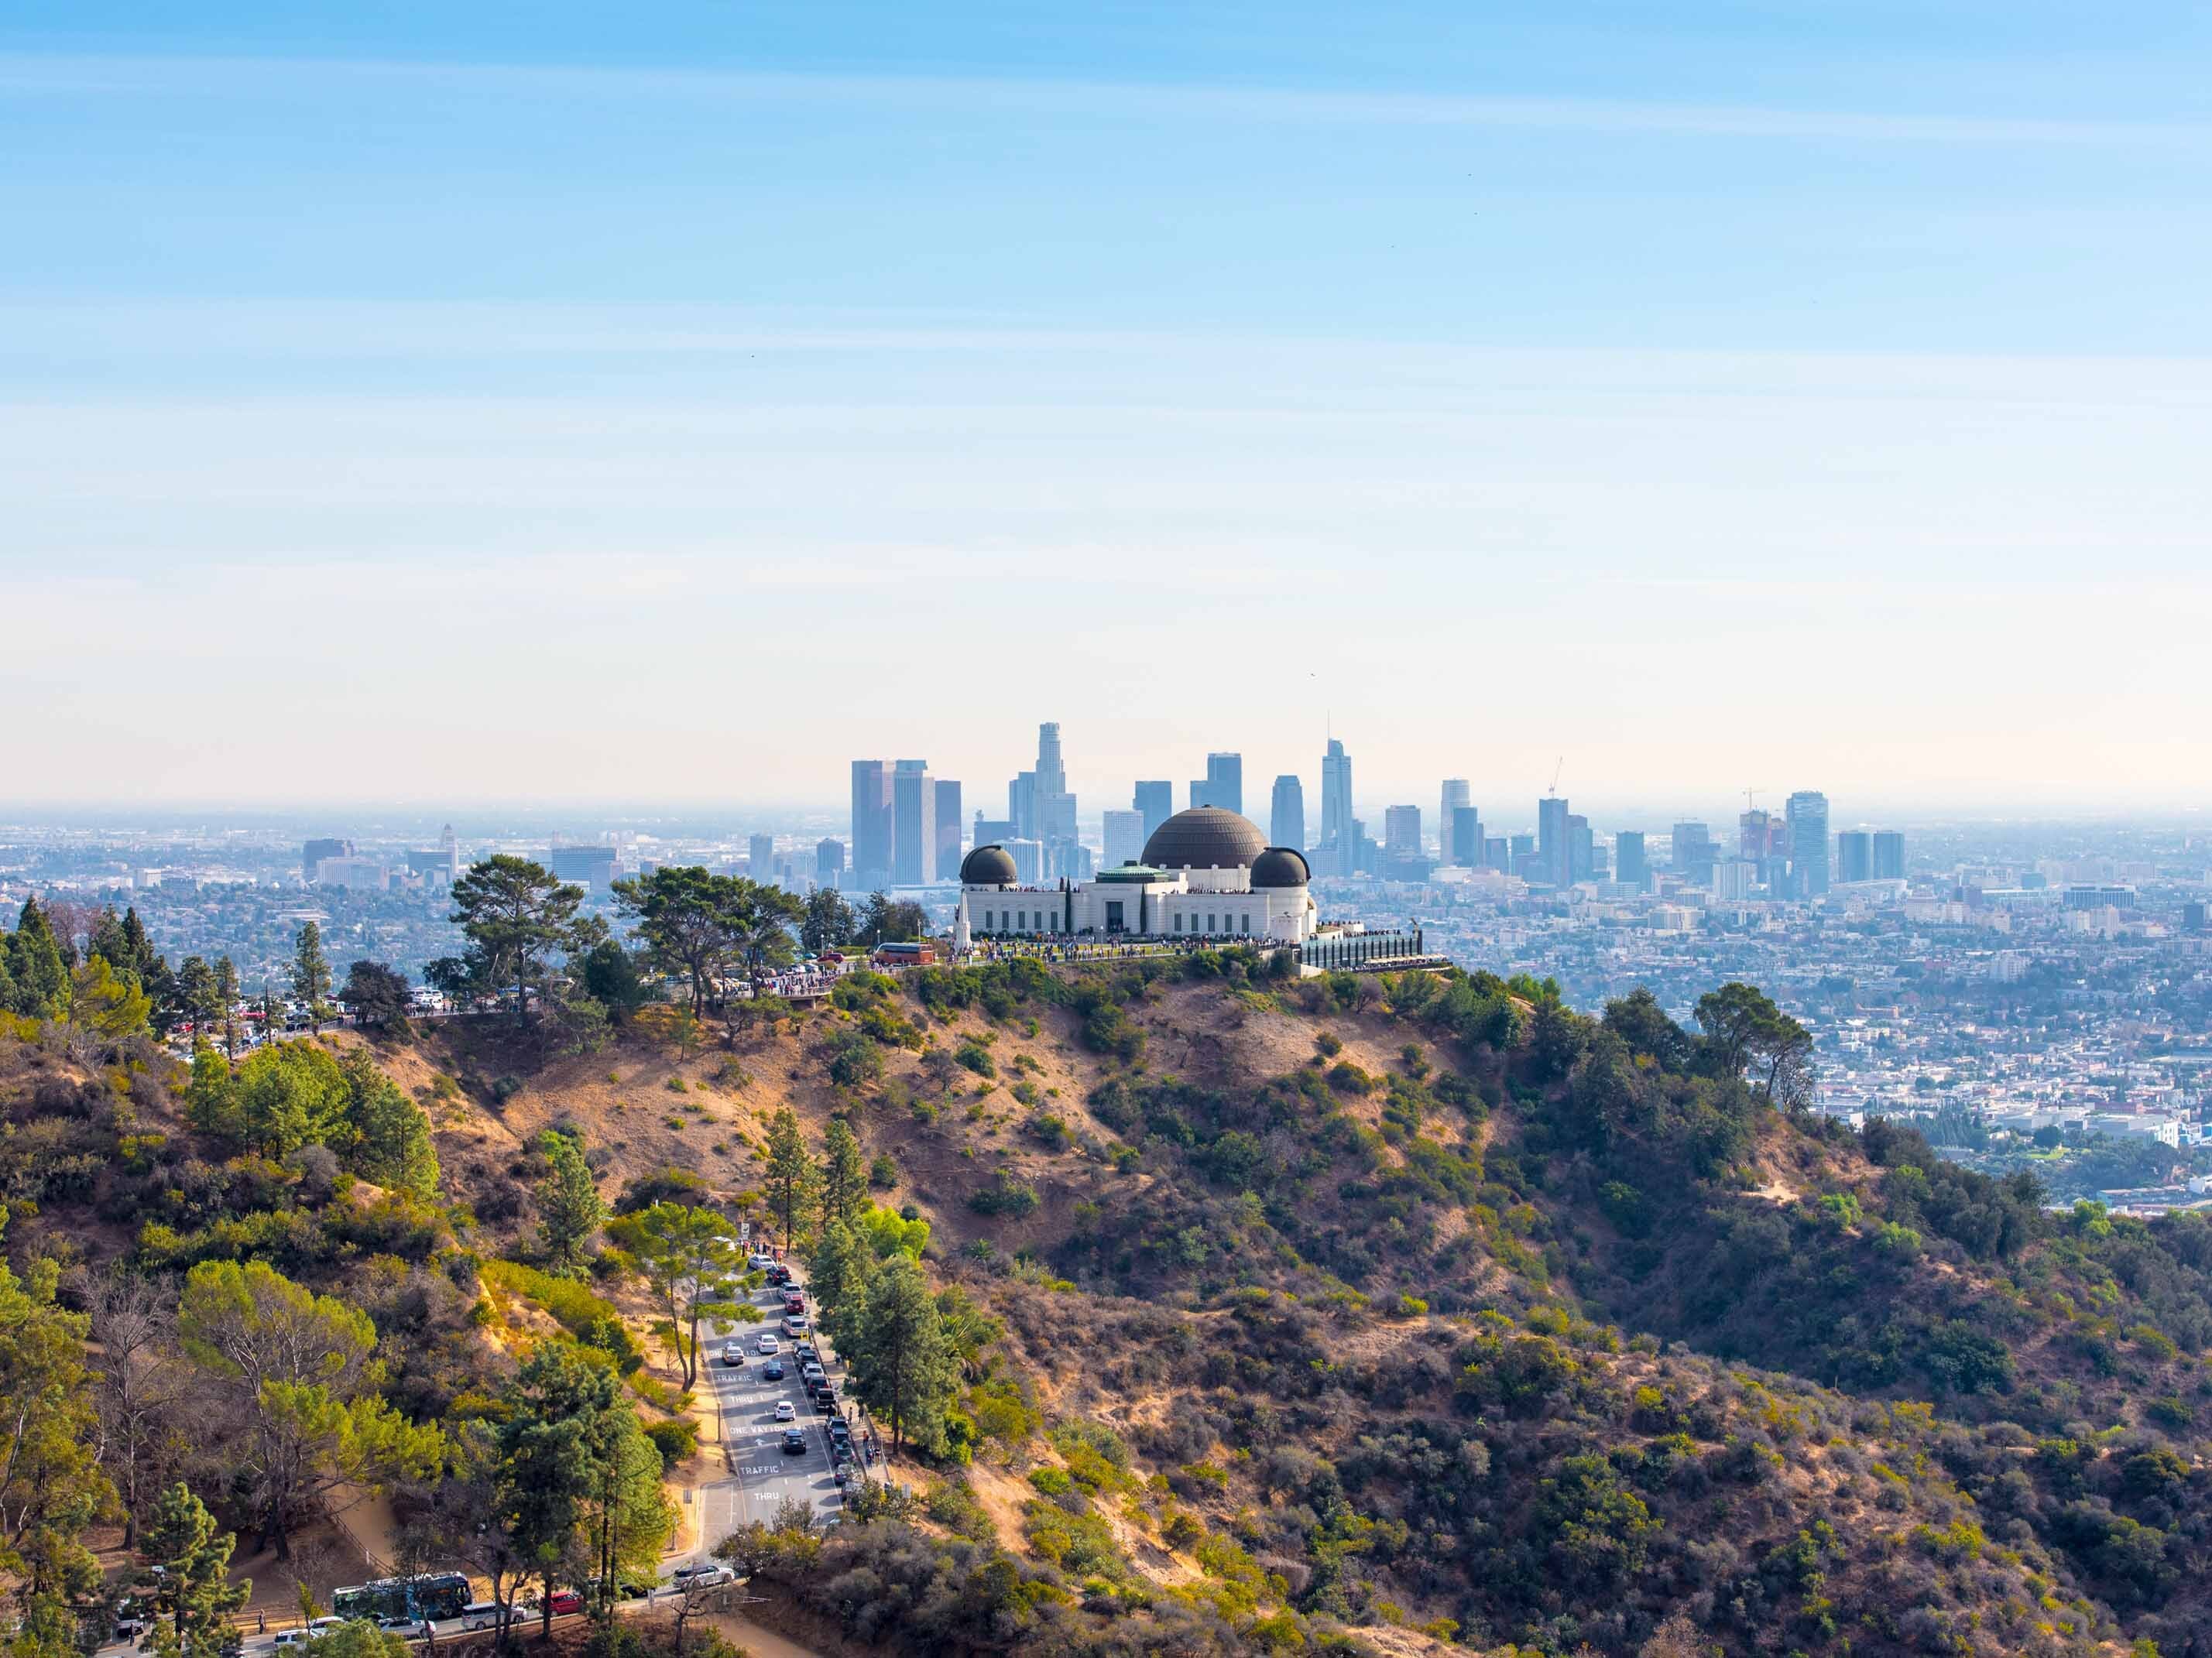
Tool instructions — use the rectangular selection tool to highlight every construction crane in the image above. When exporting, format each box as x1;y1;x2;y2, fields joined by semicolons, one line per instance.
1548;756;1564;796
1743;786;1765;814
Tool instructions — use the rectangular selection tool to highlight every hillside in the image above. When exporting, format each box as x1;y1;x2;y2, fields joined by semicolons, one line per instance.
12;955;2212;1656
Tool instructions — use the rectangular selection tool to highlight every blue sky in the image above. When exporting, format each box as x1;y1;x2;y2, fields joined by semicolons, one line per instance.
4;3;2209;816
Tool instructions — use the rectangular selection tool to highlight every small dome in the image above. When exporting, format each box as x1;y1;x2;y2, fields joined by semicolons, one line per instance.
1140;807;1266;871
959;844;1019;885
1250;847;1312;888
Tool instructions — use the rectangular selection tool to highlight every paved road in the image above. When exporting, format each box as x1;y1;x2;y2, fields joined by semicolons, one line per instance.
687;1265;856;1556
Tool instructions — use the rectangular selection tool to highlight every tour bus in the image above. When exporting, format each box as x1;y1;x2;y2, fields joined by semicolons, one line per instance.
331;1573;472;1625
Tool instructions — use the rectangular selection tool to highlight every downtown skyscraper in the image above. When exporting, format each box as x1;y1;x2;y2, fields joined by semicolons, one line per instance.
1270;774;1306;853
1319;738;1355;875
1787;790;1831;897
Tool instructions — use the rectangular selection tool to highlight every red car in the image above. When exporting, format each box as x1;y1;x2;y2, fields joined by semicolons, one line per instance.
544;1592;582;1617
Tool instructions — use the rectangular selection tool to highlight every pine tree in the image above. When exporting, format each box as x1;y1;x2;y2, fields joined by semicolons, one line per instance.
763;1108;817;1247
818;1118;869;1234
338;1050;439;1198
142;1482;249;1658
292;923;332;1033
535;1130;604;1277
847;1255;957;1453
7;897;70;1019
212;957;240;1058
176;956;219;1038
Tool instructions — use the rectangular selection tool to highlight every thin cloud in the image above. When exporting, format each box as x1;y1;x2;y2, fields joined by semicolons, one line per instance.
1;51;2203;149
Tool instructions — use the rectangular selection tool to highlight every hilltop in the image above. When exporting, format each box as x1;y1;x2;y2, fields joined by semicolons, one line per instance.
11;954;2212;1656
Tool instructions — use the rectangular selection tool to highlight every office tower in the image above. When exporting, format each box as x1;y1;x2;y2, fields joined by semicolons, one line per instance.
1787;790;1831;896
972;814;1015;848
815;838;845;882
1671;821;1714;880
849;760;894;889
1007;772;1036;839
1439;779;1470;857
748;834;776;880
1133;781;1172;846
1320;738;1355;875
1103;810;1146;868
1483;835;1510;872
1566;814;1593;882
303;837;353;879
1836;831;1873;885
1538;796;1571;886
1873;831;1905;881
1204;752;1243;819
1384;805;1422;854
1270;775;1306;853
549;845;616;889
1003;838;1044;884
1022;721;1076;844
891;761;935;886
933;781;962;882
1188;779;1209;810
1615;830;1647;886
1715;858;1754;900
1738;808;1771;860
1450;805;1482;867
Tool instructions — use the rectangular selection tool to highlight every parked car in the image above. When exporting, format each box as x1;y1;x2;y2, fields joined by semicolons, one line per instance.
456;1603;501;1632
670;1563;733;1591
748;1252;775;1272
828;1416;851;1442
782;1315;809;1337
544;1591;583;1618
814;1389;838;1413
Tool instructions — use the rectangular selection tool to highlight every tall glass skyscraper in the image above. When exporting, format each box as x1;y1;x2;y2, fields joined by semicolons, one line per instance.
1133;780;1172;847
1439;779;1470;858
1873;831;1905;881
1319;738;1355;874
1203;752;1243;818
1787;790;1831;896
1538;796;1571;886
1836;830;1873;884
1269;774;1305;852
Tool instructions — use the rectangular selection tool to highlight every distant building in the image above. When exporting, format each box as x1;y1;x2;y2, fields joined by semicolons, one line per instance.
316;855;387;891
1319;738;1355;875
2064;883;2136;911
1384;805;1422;855
1483;835;1511;872
1787;791;1830;896
849;760;894;889
933;781;962;882
1836;831;1873;885
748;834;777;879
1202;752;1243;817
1133;782;1173;848
972;814;1015;849
1538;797;1572;886
1439;779;1470;858
1873;831;1906;881
1003;838;1045;885
549;846;617;889
1450;805;1483;867
1270;774;1306;854
1566;814;1593;883
1671;821;1713;881
815;838;845;882
303;838;353;880
892;760;935;886
1615;830;1647;886
1103;810;1147;869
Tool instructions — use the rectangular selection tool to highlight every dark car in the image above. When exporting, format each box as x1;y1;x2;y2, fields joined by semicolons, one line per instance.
828;1417;851;1442
762;1359;784;1379
781;1427;807;1454
814;1389;838;1413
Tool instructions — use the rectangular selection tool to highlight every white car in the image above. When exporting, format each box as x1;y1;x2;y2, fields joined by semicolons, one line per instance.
721;1342;744;1365
748;1252;775;1271
773;1400;796;1422
783;1314;809;1337
670;1563;733;1591
756;1333;779;1355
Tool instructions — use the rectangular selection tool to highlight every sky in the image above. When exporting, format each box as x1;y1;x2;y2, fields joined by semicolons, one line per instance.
4;2;2210;821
